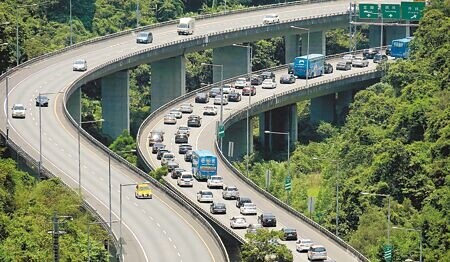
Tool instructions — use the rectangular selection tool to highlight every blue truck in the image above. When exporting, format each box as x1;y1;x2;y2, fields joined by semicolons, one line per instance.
192;150;218;180
293;54;325;79
390;37;413;59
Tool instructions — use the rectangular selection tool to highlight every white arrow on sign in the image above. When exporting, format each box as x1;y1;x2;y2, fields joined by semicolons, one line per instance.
389;14;393;18
411;14;417;19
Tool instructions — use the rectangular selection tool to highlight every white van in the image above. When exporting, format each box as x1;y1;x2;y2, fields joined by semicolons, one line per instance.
177;17;195;35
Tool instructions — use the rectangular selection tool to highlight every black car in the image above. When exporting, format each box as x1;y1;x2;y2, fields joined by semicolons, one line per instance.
171;168;186;179
236;196;252;208
287;62;294;74
195;92;209;103
258;213;277;227
280;228;298;241
167;160;179;172
152;143;165;154
184;150;193;162
175;133;189;144
324;63;333;74
279;74;296;84
373;54;388;63
209;87;221;98
35;95;49;107
157;149;170;160
261;71;275;80
210;202;227;214
187;115;201;127
178;144;192;154
363;48;378;59
228;92;242;102
251;74;263;85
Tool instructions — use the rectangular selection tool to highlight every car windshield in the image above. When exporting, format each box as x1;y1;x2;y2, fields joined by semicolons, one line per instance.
74;60;85;64
139;185;151;191
178;24;188;28
343;55;353;59
284;228;296;233
164;154;174;158
265;14;276;18
227;187;237;191
302;240;313;244
197;93;206;97
14;105;24;110
202;191;213;196
243;203;255;208
211;177;222;181
182;174;192;179
235;217;246;222
263;79;272;83
313;247;326;252
138;32;148;37
211;88;220;93
264;213;274;218
215;203;225;208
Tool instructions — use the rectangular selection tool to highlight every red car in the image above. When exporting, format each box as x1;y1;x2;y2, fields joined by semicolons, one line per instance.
242;86;256;96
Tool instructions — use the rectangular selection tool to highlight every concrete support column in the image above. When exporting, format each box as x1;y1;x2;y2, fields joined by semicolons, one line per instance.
310;94;335;124
369;25;382;48
67;87;81;124
101;70;130;140
212;46;250;83
223;118;252;161
285;34;300;64
385;26;410;46
151;56;186;111
301;31;326;55
335;90;353;125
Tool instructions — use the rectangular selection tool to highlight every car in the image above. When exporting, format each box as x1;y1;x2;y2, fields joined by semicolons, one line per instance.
352;56;369;67
279;74;296;84
251;74;263;85
11;104;26;118
209;87;221;98
336;61;352;71
197;190;214;203
167;160;179;172
263;14;280;24
307;245;327;261
35;95;49;107
176;125;190;137
135;183;152;199
260;71;275;80
240;203;257;215
296;239;314;252
386;45;392;56
164;114;177;125
222;84;234;94
246;223;263;234
203;105;218;116
136;31;153;44
230;216;248;229
373;54;388;63
195;92;210;103
288;62;294;74
157;149;170;160
148;131;164;146
161;152;175;165
363;48;378;59
187;115;201;127
234;78;248;89
210;202;227;214
178;144;192;154
342;54;355;64
280;228;298;241
262;79;277;89
175;133;189;144
171;168;186;179
151;143;165;154
228;92;242;102
184;150;193;162
169;108;183;119
242;86;256;96
258;213;277;227
324;63;333;74
180;103;193;113
73;59;87;71
236;196;252;208
214;95;228;105
207;175;224;189
177;172;194;187
222;186;239;200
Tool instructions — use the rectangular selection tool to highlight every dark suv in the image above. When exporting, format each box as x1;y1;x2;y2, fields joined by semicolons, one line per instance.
324;63;333;74
195;92;209;103
258;213;277;227
261;71;275;80
236;196;252;208
152;143;165;154
209;87;221;98
280;228;298;241
178;144;192;154
251;74;263;85
187;115;201;127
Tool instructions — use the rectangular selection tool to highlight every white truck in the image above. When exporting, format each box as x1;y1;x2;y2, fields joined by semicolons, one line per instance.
177;17;195;35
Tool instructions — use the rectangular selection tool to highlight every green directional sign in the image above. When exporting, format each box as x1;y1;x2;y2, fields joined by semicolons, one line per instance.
383;244;393;262
359;3;379;19
401;1;425;20
285;176;292;191
381;4;401;19
218;124;225;138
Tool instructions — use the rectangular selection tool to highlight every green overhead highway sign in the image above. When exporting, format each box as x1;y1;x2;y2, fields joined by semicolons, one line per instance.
401;1;425;20
381;4;401;19
359;3;379;19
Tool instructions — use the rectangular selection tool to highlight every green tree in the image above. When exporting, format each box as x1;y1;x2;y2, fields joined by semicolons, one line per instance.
241;229;293;262
108;130;137;165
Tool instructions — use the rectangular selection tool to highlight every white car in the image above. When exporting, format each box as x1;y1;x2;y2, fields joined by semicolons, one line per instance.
262;79;277;89
308;245;327;261
176;125;190;136
177;172;194;187
179;103;193;113
73;59;87;71
197;190;214;203
222;84;234;94
169;108;182;119
263;14;280;24
203;105;218;116
240;203;257;215
207;175;224;189
161;152;175;165
234;78;248;89
164;114;177;125
11;104;26;118
352;56;369;67
342;54;355;64
214;95;228;105
296;239;313;252
230;216;248;229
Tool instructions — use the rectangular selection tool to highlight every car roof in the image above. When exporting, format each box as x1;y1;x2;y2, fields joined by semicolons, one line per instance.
13;103;24;107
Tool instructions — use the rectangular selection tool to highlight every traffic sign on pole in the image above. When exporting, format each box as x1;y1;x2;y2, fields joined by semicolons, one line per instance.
381;4;401;19
401;1;425;20
359;3;379;19
285;176;292;191
218;124;225;138
383;244;393;262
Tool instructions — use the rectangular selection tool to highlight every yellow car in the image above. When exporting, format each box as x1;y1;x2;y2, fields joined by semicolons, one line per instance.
135;184;152;199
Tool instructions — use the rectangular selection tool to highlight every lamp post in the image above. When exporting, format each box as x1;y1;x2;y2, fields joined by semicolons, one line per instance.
47;211;73;262
232;43;252;176
361;192;391;244
16;4;38;66
4;66;9;141
69;0;72;45
201;63;224;150
88;220;118;262
136;1;140;27
290;26;310;88
392;226;422;262
264;130;290;203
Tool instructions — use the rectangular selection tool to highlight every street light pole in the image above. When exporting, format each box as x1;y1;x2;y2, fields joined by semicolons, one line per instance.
5;67;9;140
119;182;142;259
392;226;422;262
70;0;72;46
15;4;38;66
290;26;310;87
361;192;391;244
136;1;140;27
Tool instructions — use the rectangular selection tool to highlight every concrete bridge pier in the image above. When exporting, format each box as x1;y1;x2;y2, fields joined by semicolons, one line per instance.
223;118;253;161
212;46;251;83
285;34;300;64
67;87;81;124
259;104;297;155
310;94;335;124
101;70;130;140
301;31;326;55
335;90;353;125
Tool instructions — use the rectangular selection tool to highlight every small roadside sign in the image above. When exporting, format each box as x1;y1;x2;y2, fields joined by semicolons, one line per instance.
285;176;292;191
218;124;225;138
359;3;379;19
383;244;393;262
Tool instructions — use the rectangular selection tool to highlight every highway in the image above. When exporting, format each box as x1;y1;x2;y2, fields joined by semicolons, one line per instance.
0;0;381;261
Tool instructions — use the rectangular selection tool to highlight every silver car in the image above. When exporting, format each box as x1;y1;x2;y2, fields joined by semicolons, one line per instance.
177;172;194;187
214;95;228;105
169;109;183;119
136;31;153;44
197;190;214;203
180;103;193;113
308;245;327;261
73;59;87;71
352;56;369;67
11;104;26;118
164;114;177;125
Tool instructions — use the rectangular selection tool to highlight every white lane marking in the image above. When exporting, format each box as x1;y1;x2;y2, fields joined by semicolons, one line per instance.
156;223;161;228
177;252;181;257
149;216;154;221
134;202;138;207
168;237;172;242
163;230;166;235
99;177;104;181
142;209;146;214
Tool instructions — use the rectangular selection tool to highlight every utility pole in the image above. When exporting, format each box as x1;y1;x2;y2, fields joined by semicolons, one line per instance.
47;211;72;262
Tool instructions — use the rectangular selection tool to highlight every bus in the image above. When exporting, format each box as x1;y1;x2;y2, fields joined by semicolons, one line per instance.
192;150;218;180
293;54;325;79
390;37;413;59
